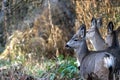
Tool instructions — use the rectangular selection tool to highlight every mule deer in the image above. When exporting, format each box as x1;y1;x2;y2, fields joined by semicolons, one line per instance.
65;24;115;80
86;18;120;80
86;17;120;50
86;18;120;70
86;17;107;50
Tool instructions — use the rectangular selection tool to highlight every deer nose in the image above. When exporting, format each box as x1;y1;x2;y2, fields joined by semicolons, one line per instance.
65;44;69;48
65;44;72;49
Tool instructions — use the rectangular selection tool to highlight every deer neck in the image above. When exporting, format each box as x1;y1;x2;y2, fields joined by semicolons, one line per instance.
74;40;89;65
89;28;106;50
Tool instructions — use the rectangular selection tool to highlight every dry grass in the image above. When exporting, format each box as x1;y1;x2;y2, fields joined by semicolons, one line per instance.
0;0;120;79
75;0;120;49
0;0;120;65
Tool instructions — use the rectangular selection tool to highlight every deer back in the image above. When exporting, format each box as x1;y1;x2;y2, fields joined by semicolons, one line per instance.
80;51;115;80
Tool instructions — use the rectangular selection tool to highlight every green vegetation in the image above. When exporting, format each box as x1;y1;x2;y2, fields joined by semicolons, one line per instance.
0;55;80;80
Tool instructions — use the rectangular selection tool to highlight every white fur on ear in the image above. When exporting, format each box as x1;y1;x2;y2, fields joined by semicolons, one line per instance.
91;17;97;28
97;17;102;28
107;21;114;33
80;29;85;38
78;24;86;38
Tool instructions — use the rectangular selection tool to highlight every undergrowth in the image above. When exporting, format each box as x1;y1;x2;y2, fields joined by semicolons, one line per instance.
0;55;80;80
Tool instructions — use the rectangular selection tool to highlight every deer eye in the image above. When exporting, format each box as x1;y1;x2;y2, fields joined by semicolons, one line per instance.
74;38;79;41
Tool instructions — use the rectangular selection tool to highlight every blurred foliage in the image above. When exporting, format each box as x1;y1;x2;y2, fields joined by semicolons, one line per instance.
0;55;79;80
0;0;120;79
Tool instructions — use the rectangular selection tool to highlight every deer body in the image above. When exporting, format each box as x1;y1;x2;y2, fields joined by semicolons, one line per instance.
86;18;120;80
80;51;114;80
66;24;115;80
87;18;120;68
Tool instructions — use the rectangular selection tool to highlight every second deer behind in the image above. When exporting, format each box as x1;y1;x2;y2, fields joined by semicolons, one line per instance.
65;24;115;80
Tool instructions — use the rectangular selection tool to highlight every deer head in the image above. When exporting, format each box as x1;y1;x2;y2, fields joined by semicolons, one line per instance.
65;24;87;50
65;24;88;69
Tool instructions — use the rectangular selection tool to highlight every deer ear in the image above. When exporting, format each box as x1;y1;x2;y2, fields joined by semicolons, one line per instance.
78;24;86;38
107;21;114;33
91;17;97;28
97;17;102;28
